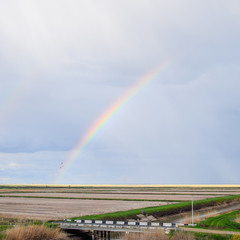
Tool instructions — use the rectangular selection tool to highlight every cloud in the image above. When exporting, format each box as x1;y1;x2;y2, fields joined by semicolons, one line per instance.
8;162;20;169
0;1;239;183
0;151;70;183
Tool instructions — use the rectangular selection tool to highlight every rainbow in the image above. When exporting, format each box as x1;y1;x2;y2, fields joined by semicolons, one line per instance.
54;63;169;183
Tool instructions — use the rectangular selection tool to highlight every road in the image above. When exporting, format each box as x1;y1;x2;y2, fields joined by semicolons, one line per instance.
181;227;240;236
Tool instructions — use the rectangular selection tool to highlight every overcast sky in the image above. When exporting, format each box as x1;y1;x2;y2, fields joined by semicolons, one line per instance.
0;0;239;184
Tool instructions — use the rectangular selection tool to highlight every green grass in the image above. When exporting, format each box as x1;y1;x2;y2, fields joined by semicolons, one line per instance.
72;194;240;221
169;231;232;240
196;210;240;231
0;225;14;240
0;225;12;231
193;232;232;240
0;233;5;240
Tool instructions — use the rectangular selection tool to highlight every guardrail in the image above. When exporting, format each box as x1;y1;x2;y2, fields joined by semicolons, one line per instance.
60;219;193;229
58;220;196;239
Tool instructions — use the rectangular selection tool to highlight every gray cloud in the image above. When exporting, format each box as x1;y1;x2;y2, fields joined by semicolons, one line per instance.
0;0;239;183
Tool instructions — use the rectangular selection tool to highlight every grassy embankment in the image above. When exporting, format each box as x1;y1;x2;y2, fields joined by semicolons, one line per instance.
193;210;240;232
72;195;240;221
193;232;234;240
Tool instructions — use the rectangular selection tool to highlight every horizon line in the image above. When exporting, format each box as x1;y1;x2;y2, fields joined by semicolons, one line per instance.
1;184;240;188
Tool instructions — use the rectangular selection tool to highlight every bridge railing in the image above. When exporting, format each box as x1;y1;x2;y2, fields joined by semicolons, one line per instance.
60;219;185;229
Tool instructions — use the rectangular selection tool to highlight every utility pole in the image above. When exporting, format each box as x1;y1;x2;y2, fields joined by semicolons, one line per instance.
192;195;194;225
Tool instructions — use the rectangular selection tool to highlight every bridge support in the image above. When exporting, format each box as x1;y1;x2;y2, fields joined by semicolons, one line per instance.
107;231;110;240
91;230;111;240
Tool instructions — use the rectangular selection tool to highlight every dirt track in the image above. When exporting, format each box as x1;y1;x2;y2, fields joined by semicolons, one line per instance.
181;227;239;235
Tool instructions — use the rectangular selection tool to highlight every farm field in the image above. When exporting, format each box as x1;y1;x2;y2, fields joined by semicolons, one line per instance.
0;185;239;221
0;192;225;201
0;197;163;220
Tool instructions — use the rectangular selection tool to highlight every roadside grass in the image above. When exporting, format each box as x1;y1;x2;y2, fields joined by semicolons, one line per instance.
194;210;240;232
0;233;5;240
123;230;233;240
0;216;61;240
4;225;68;240
72;195;240;221
193;232;232;240
231;235;240;240
0;226;13;240
0;216;43;238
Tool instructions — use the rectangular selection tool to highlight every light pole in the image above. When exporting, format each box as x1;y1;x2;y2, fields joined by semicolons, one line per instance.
192;195;194;225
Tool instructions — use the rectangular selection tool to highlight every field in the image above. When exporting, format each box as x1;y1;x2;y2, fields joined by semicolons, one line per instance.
0;192;227;201
0;197;164;220
0;185;240;221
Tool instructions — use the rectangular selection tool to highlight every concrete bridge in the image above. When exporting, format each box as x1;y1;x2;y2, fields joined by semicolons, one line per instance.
59;219;190;239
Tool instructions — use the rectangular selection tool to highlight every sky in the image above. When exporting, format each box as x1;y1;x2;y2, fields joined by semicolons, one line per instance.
0;0;240;184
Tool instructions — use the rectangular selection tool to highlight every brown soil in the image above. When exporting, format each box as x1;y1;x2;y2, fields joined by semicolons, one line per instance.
0;192;223;201
0;197;162;221
0;186;239;222
234;217;240;223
